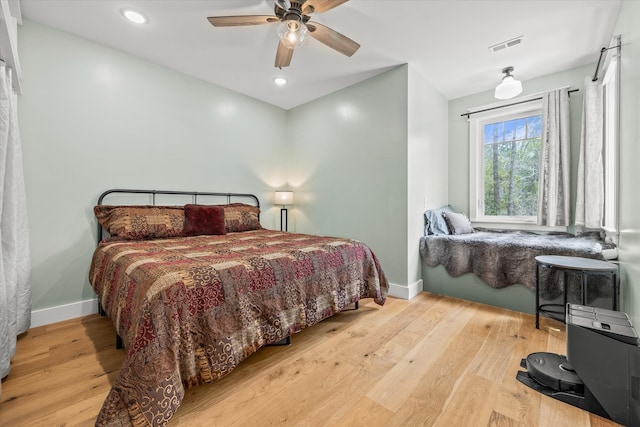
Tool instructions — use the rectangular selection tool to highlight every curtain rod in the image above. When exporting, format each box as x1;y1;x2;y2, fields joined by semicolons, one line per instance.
592;43;622;82
460;89;579;118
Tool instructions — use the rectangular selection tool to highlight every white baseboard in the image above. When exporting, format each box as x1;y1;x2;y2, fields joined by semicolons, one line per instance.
30;298;99;328
388;279;423;300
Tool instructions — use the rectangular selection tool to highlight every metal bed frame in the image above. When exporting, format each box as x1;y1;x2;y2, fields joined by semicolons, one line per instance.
96;188;260;242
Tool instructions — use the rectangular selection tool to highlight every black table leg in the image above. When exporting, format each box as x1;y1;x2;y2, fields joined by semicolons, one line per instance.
581;272;588;305
536;263;540;329
613;272;618;310
563;271;568;323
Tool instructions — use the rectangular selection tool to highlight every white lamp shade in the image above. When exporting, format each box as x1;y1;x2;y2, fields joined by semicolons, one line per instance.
275;191;293;205
495;76;523;99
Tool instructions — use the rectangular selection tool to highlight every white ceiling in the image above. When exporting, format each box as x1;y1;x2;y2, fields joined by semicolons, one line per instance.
19;0;622;110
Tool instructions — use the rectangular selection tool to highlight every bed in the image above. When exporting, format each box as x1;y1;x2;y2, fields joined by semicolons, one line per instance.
89;189;389;426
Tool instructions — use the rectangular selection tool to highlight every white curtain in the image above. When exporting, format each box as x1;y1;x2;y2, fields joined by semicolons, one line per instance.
538;88;571;227
575;76;604;229
0;64;31;392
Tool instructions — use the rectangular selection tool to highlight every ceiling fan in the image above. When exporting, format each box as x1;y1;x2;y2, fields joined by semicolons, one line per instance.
207;0;360;68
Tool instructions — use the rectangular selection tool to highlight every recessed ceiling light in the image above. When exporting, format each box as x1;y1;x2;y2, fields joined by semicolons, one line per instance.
273;77;287;86
121;8;148;24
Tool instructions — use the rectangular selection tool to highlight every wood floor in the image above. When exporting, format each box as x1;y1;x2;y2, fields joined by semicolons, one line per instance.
0;292;621;426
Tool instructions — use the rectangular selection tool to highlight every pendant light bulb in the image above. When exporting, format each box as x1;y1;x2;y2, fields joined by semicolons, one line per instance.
277;19;307;49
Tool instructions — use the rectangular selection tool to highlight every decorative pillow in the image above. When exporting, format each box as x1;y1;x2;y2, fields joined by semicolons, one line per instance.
442;211;474;235
223;203;262;232
424;205;453;235
183;204;226;236
94;205;185;241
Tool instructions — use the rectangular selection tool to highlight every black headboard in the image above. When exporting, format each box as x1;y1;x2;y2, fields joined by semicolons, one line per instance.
95;188;261;242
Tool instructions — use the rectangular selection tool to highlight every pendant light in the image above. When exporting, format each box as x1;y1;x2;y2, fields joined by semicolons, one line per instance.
495;66;523;100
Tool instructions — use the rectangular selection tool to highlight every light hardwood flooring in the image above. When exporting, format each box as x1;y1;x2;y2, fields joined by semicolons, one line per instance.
0;292;621;426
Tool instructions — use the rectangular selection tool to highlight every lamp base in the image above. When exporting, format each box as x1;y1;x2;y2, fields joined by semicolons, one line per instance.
280;207;288;232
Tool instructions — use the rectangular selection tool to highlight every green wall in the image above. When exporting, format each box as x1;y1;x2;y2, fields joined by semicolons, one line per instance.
287;65;449;295
423;266;534;314
407;66;449;290
287;67;409;286
18;20;288;311
613;0;640;326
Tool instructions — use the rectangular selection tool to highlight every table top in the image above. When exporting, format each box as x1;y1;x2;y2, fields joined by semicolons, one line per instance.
535;255;618;272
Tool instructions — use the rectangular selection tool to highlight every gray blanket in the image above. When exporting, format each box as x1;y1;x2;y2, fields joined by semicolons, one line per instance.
419;229;614;301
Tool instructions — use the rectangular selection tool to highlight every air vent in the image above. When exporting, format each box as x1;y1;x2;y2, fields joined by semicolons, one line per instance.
489;36;524;53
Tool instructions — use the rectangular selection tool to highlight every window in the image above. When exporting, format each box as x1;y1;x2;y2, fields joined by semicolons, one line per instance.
483;114;542;216
469;100;543;226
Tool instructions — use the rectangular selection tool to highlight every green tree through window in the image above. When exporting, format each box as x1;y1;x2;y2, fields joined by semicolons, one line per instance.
483;115;542;216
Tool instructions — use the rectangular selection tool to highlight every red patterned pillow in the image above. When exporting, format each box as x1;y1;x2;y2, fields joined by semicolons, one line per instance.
223;203;262;232
94;205;185;241
183;204;226;236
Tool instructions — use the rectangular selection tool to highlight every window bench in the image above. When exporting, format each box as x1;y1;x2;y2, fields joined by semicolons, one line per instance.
419;229;616;305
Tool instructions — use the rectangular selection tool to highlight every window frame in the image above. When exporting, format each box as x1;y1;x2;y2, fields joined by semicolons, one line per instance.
601;55;619;238
469;99;547;229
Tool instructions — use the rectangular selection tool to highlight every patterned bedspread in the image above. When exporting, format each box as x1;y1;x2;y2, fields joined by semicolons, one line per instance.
89;229;388;426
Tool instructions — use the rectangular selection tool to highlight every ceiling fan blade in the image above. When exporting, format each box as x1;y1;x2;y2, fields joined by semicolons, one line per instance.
307;22;360;57
275;41;294;68
303;0;349;14
207;15;278;27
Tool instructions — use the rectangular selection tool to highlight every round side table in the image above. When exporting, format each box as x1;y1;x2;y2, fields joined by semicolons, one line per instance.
535;255;618;329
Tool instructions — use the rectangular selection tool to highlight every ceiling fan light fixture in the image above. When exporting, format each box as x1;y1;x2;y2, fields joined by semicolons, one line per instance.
277;19;307;49
206;0;359;68
495;66;523;100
